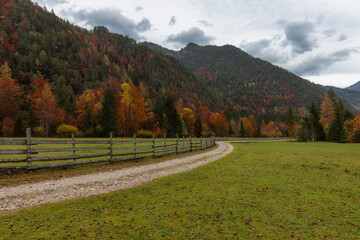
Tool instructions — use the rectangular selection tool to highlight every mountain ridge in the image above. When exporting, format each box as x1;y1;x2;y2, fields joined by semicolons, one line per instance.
347;81;360;91
143;42;332;119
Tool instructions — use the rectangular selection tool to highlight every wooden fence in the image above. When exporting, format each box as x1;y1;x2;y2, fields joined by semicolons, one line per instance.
0;128;216;172
215;137;297;142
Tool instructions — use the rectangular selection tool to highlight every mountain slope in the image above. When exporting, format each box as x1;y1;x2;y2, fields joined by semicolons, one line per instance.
0;0;221;115
143;42;329;120
324;86;360;112
347;81;360;91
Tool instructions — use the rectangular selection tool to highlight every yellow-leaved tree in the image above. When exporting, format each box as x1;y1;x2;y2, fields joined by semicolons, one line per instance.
320;93;335;133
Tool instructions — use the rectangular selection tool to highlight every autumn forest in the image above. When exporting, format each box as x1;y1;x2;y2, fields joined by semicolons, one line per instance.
0;0;359;143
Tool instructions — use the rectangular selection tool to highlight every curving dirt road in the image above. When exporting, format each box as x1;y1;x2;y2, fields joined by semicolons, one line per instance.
0;142;233;212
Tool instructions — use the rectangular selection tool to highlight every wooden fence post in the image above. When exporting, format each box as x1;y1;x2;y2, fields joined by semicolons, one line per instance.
183;135;185;152
72;134;76;163
26;128;32;168
152;134;155;158
190;135;192;152
134;134;137;159
164;134;166;155
176;134;179;154
110;132;113;163
194;136;197;151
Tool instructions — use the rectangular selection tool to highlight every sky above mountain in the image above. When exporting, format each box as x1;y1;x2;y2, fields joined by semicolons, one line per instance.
32;0;360;88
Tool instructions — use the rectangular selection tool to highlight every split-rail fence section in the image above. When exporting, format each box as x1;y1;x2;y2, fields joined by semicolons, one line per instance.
0;128;216;172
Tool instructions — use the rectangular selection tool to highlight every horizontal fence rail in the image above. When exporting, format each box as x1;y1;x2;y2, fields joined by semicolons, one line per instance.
0;129;216;172
215;137;297;142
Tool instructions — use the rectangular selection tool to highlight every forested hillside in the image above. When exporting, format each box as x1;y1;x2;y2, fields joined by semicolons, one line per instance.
347;81;360;91
1;0;356;139
324;86;360;112
143;42;328;120
0;0;227;137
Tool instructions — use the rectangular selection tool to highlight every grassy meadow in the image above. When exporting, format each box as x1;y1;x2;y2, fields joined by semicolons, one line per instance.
0;142;359;239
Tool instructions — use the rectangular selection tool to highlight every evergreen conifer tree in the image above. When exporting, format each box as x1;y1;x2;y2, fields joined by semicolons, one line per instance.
240;121;245;137
310;102;326;141
100;87;117;136
285;106;296;136
14;114;24;137
195;115;202;137
328;101;348;143
164;97;182;137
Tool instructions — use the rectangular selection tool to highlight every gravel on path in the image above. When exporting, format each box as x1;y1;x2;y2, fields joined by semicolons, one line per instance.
0;142;233;212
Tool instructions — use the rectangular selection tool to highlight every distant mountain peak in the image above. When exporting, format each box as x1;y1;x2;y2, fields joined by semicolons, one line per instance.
347;81;360;91
185;42;199;48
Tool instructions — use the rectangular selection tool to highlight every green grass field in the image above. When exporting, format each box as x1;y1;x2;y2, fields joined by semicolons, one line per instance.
1;142;359;239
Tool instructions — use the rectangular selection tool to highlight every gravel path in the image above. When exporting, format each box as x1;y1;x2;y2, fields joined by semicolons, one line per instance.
0;142;233;212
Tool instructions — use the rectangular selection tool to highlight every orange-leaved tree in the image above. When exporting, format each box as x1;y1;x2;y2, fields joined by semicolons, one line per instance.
0;62;23;119
346;114;360;140
31;76;63;137
117;82;148;136
243;115;257;137
210;112;228;137
320;93;335;133
74;88;103;129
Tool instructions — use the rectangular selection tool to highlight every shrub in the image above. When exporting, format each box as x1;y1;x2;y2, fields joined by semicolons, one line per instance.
136;129;153;138
56;124;79;137
273;126;283;137
33;126;45;137
155;128;166;138
352;129;360;143
261;131;270;138
84;128;95;137
95;125;103;135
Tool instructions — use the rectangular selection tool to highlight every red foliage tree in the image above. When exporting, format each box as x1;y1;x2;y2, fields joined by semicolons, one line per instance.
0;63;23;119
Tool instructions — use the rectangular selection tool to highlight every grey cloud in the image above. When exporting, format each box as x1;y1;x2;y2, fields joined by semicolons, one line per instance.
198;20;213;27
36;0;68;7
240;39;288;64
73;8;151;40
276;18;287;27
292;49;358;76
169;16;176;26
284;21;317;54
241;39;271;56
137;18;151;32
135;6;143;12
338;33;348;41
166;27;214;46
323;30;336;37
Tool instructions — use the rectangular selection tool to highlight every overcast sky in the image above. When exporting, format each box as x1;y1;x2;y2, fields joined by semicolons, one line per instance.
33;0;360;88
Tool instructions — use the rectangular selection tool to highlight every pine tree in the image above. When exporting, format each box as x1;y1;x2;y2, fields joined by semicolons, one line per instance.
297;116;312;142
240;120;245;137
100;87;117;136
285;106;296;136
328;101;348;143
310;102;326;141
14;114;24;137
153;97;166;130
164;97;182;137
195;115;202;137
